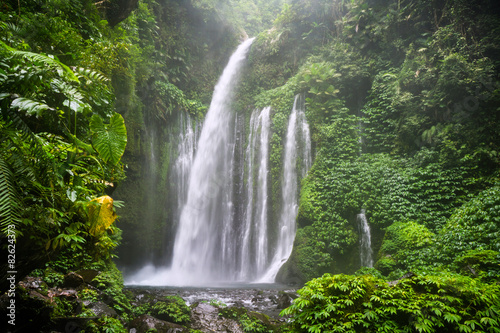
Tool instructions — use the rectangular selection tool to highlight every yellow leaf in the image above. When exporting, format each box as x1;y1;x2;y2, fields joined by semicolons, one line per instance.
88;196;117;237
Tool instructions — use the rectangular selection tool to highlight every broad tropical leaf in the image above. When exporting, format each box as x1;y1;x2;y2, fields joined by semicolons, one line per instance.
90;113;127;165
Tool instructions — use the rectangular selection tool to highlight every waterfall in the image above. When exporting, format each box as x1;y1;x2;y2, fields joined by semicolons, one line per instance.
357;209;373;268
239;106;271;280
172;112;199;227
259;95;312;282
125;41;313;286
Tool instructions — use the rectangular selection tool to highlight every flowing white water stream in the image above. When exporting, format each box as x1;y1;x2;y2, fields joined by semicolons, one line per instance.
172;112;199;227
357;209;374;268
258;94;312;282
169;38;255;284
239;106;271;280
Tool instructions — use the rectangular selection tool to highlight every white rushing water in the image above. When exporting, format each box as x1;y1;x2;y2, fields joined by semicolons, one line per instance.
172;112;199;226
258;95;312;282
357;209;374;268
126;38;255;285
169;37;255;284
125;42;312;286
239;106;271;280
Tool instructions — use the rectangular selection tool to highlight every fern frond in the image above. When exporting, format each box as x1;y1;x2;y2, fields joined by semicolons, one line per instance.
0;155;21;233
0;40;78;82
1;109;52;183
0;22;21;35
0;68;7;85
73;67;109;85
11;96;54;117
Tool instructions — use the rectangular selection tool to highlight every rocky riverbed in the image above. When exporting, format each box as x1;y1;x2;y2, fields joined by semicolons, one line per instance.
126;284;298;333
1;271;298;333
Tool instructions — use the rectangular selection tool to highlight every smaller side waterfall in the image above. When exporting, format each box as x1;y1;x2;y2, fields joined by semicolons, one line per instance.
172;112;200;226
357;209;373;268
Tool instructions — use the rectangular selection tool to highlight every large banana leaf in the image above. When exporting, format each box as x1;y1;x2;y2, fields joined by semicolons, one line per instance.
90;113;127;165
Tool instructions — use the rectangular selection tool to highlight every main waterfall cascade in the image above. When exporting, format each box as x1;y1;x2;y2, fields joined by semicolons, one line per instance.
125;39;312;286
357;209;374;268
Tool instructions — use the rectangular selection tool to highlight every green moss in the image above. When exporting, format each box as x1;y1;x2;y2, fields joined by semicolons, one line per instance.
85;316;127;333
51;297;78;319
150;296;191;324
91;261;132;314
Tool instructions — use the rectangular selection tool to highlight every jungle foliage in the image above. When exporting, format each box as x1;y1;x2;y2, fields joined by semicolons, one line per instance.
0;0;499;331
281;273;500;333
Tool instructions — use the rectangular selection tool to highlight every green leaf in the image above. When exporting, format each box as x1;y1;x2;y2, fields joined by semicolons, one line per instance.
66;189;77;202
90;113;127;165
11;97;53;117
0;41;79;82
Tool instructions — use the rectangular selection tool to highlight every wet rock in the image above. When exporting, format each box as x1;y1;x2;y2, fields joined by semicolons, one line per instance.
4;277;54;331
86;301;118;318
51;317;96;333
103;0;139;26
249;311;271;326
63;272;84;288
76;269;100;283
388;271;415;287
19;276;46;290
276;291;292;309
190;302;243;333
49;288;79;300
129;314;189;333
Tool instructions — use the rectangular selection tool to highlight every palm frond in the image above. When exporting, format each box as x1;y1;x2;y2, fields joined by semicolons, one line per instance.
1;110;53;184
51;79;83;100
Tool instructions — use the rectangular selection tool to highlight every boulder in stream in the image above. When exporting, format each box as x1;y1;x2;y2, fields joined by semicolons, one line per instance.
129;314;189;333
190;302;243;333
86;301;118;318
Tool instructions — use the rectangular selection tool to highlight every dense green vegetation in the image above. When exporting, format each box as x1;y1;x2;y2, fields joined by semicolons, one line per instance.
281;273;500;332
1;0;499;331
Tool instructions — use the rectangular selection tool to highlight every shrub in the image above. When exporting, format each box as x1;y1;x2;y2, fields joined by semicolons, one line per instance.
281;273;500;333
